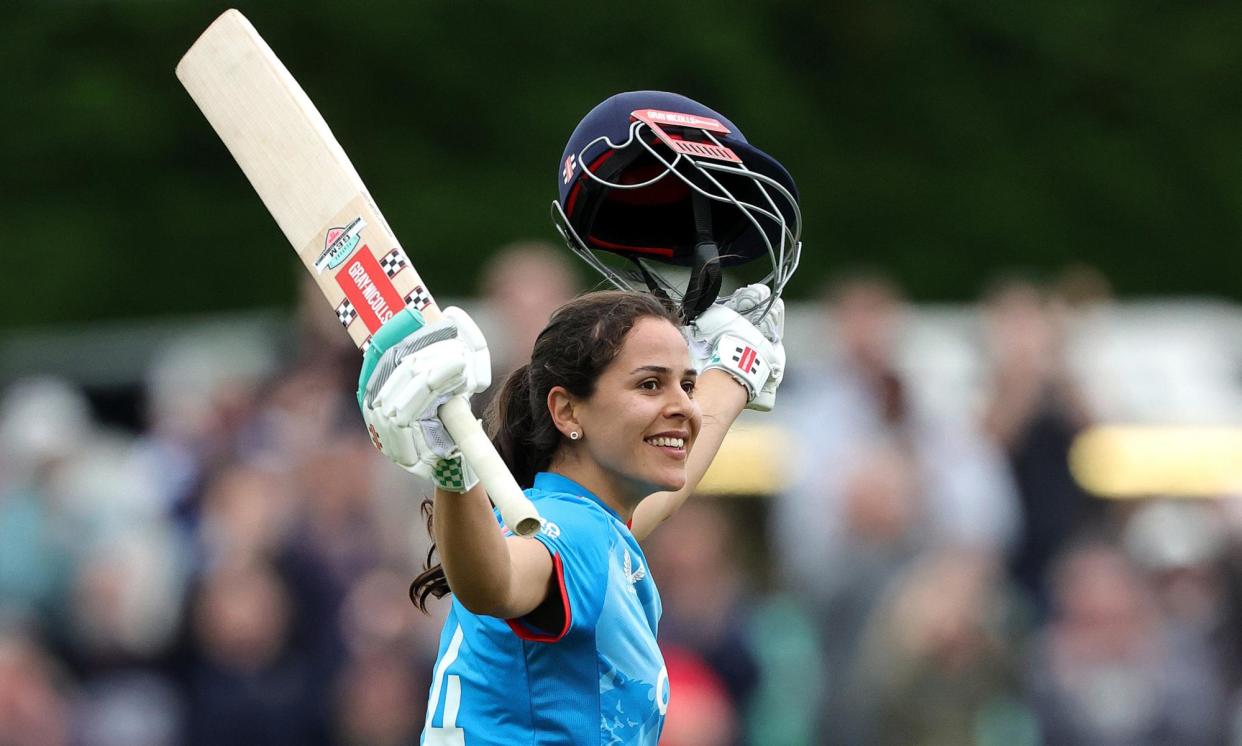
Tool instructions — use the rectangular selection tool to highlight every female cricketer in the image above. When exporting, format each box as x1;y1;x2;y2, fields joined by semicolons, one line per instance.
359;91;800;745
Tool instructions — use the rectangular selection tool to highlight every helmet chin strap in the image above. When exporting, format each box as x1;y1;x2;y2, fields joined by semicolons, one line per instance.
626;190;722;323
679;190;723;323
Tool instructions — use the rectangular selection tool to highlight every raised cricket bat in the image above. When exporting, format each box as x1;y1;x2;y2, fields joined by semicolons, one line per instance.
176;9;541;537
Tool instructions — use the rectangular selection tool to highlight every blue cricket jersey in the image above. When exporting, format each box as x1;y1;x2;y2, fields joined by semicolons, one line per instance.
421;472;668;745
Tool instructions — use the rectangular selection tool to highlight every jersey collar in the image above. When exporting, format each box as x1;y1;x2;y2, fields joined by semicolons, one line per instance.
534;471;624;523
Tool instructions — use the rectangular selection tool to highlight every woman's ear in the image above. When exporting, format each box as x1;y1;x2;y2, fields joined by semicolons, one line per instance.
547;385;580;439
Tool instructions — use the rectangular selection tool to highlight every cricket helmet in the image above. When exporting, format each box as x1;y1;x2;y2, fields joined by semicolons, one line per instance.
551;91;801;323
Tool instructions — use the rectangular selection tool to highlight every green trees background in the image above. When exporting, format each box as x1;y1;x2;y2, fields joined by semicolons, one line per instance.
6;0;1241;330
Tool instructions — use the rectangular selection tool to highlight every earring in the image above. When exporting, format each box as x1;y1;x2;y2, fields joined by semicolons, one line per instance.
569;431;581;441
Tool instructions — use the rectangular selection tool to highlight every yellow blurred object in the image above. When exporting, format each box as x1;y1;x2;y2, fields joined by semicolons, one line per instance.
1070;425;1242;498
697;424;793;495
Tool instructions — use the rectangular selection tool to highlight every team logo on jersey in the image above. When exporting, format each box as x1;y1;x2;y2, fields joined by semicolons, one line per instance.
315;217;366;273
539;519;561;539
562;154;576;184
623;549;646;585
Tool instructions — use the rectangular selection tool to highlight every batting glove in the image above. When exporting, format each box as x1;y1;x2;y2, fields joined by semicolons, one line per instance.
358;306;491;492
724;284;786;411
687;284;786;411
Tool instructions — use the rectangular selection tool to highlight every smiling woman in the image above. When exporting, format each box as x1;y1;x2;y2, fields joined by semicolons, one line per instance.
354;91;794;745
484;292;693;506
356;288;781;744
545;315;703;515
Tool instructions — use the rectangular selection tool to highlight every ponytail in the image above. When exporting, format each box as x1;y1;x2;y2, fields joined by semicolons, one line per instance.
486;363;563;489
408;498;449;612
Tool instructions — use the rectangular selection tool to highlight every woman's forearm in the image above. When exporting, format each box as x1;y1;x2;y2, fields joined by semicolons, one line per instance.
433;483;512;614
433;484;553;618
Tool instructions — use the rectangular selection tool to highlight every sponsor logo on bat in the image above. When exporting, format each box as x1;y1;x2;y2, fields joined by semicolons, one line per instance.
314;217;366;273
346;260;396;324
335;250;405;333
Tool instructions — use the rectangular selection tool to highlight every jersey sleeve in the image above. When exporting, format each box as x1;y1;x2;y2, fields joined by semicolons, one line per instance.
504;496;610;643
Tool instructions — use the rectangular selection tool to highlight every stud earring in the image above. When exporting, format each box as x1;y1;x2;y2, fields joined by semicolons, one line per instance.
569;431;581;441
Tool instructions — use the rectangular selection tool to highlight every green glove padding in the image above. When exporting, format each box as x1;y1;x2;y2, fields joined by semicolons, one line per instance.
356;307;427;411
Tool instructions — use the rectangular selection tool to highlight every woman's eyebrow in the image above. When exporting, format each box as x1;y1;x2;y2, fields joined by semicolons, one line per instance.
629;365;698;377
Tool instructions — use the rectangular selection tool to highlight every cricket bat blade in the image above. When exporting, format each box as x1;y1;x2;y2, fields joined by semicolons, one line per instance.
176;9;542;537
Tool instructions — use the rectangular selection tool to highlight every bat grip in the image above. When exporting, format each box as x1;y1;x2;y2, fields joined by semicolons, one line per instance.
438;395;543;537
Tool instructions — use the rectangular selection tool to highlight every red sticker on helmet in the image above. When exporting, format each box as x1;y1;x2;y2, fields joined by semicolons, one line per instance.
635;110;731;133
631;109;742;163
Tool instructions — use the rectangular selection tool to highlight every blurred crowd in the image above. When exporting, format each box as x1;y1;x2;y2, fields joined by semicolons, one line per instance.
2;248;1241;746
760;269;1242;746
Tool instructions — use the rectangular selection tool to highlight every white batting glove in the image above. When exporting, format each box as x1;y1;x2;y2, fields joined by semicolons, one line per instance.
360;306;491;492
724;284;786;411
687;284;786;411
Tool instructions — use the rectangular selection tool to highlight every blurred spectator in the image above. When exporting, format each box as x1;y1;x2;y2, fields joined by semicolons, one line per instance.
333;569;443;744
647;500;826;746
193;460;344;665
338;567;439;661
196;463;297;568
848;548;1036;746
1026;541;1227;746
776;273;1018;599
0;377;93;480
806;440;925;742
0;378;91;624
1124;500;1242;690
292;437;388;584
248;360;357;465
979;275;1100;609
60;530;184;667
658;645;738;746
1125;500;1229;632
479;241;579;386
136;333;276;522
194;455;361;723
184;558;328;746
333;651;425;746
741;594;825;746
645;500;759;714
72;666;182;746
773;273;1019;742
0;632;72;746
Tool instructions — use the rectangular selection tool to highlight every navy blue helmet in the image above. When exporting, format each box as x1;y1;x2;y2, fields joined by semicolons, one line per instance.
552;91;801;322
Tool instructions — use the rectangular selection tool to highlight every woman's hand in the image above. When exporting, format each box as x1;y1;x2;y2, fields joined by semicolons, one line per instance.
359;306;491;491
686;283;787;411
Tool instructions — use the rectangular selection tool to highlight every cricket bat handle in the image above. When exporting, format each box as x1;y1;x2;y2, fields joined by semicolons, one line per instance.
438;395;542;537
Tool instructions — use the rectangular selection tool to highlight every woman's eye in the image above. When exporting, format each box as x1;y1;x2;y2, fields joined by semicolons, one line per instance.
682;380;696;395
639;379;659;390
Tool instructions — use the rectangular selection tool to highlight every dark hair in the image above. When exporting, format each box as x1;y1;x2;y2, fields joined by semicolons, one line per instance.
410;290;680;611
